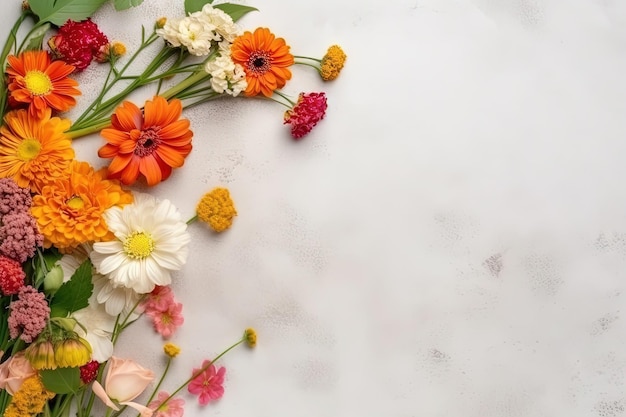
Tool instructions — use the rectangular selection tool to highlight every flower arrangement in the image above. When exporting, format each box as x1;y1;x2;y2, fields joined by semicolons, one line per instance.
0;0;345;416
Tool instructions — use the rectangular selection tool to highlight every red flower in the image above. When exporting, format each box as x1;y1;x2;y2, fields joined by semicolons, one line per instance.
283;92;328;139
48;19;109;71
0;255;25;295
80;360;100;384
187;361;226;405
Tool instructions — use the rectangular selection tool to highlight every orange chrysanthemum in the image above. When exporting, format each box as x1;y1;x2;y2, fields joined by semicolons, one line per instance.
230;27;294;97
0;108;74;193
98;96;193;186
6;50;80;117
31;160;133;250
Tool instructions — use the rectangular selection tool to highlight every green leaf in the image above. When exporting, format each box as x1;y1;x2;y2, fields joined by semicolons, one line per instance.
185;0;214;14
29;0;109;26
23;22;51;51
213;4;258;22
49;259;93;316
40;367;81;394
114;0;145;11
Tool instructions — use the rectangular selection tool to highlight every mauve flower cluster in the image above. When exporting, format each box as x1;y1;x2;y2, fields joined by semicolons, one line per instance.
8;286;51;343
0;178;43;264
48;18;109;71
283;92;328;139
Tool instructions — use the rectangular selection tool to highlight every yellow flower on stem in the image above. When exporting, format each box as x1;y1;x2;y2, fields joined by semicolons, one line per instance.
194;187;237;232
320;45;347;81
164;342;181;358
54;336;92;368
0;108;74;194
244;328;257;348
231;27;294;97
24;338;57;370
31;160;133;250
6;50;80;118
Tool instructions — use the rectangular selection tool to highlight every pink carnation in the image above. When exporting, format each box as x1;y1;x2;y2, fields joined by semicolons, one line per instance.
0;212;43;263
48;18;109;71
141;285;175;313
8;286;50;343
0;256;25;295
146;301;184;339
283;92;328;139
0;178;32;216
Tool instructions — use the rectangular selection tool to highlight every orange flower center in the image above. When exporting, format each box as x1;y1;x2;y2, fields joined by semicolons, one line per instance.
66;196;85;210
123;231;155;259
24;70;53;96
17;138;41;161
246;51;271;75
134;127;161;157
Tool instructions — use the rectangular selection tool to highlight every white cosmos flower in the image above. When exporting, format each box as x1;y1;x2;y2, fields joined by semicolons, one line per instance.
91;193;190;294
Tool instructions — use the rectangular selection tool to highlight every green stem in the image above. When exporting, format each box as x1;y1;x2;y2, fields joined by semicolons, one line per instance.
66;119;112;140
186;215;198;225
160;70;209;100
293;55;322;62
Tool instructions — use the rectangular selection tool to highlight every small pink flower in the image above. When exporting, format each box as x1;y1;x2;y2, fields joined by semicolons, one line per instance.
48;18;109;71
0;352;36;395
283;92;328;139
0;178;32;216
142;285;175;313
187;360;226;405
146;301;184;339
148;391;185;417
0;255;25;295
8;285;50;342
0;212;43;262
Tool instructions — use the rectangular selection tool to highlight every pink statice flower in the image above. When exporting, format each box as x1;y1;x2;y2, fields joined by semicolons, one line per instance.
0;178;31;216
283;92;328;139
0;256;25;295
8;286;50;342
146;301;184;339
188;360;226;405
148;391;185;417
142;285;175;312
48;18;109;71
0;212;43;263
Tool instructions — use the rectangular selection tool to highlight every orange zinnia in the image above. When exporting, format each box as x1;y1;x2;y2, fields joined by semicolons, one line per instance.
6;50;80;117
98;96;193;186
31;160;133;250
0;108;74;193
230;27;294;97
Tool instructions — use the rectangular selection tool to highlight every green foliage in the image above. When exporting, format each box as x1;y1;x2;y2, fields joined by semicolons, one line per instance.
40;367;81;394
114;0;145;10
213;4;258;22
185;0;214;14
28;0;109;26
49;260;94;317
22;22;51;51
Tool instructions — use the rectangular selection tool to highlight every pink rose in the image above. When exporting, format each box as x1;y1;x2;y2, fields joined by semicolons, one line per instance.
92;356;155;417
0;352;36;395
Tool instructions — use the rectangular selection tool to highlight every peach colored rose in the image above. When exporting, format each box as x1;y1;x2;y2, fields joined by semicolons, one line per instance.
92;356;155;417
0;352;36;395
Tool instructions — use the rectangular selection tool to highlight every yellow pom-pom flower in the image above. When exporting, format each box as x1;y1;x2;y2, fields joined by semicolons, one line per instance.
196;188;237;232
164;342;181;358
320;45;347;81
244;328;257;348
4;376;55;417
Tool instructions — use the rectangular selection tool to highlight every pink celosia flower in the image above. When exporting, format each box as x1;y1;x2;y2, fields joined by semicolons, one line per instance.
148;391;185;417
0;212;43;262
0;255;25;295
142;285;175;313
283;92;328;139
146;301;184;339
48;18;109;71
0;178;31;216
187;361;226;405
8;286;50;342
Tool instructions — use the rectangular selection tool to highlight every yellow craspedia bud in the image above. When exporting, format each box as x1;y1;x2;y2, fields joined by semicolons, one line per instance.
54;337;92;368
196;188;237;232
164;342;181;358
25;339;57;370
156;17;167;29
244;328;257;348
320;45;347;81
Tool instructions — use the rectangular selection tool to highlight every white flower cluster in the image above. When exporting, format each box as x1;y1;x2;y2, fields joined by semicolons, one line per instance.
204;53;248;96
156;4;242;56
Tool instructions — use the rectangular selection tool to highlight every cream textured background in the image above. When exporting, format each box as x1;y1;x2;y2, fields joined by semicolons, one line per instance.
6;0;626;415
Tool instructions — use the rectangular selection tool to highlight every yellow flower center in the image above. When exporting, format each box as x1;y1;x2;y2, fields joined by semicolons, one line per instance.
17;138;41;161
66;196;84;210
123;231;155;259
24;70;52;95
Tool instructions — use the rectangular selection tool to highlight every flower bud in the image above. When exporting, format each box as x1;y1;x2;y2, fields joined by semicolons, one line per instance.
43;265;64;294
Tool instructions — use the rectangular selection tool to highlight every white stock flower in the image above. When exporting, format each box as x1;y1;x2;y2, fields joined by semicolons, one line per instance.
178;15;220;56
199;4;242;42
91;193;190;294
156;17;183;47
205;53;248;96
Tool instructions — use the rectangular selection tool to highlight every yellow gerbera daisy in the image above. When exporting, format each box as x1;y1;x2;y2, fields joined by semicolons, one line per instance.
31;160;133;250
0;108;74;193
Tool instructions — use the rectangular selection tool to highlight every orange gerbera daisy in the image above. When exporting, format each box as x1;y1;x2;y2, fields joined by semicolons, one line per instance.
6;50;80;117
98;96;193;186
230;27;294;97
0;108;74;193
31;160;133;250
